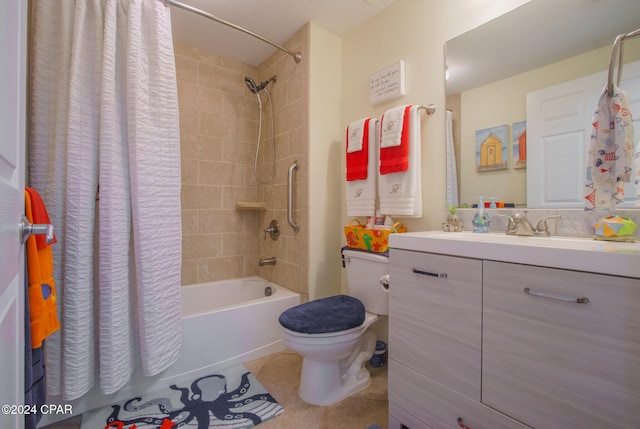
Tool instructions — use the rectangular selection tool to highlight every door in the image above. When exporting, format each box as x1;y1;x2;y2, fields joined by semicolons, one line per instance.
527;60;640;208
0;1;27;429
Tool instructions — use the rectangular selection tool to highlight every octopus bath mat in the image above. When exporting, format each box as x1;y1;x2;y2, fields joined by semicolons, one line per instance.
81;364;283;429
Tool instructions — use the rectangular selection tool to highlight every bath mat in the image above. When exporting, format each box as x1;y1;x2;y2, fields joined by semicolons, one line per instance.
81;364;283;429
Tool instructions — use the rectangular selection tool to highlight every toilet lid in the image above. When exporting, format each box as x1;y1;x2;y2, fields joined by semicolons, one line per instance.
279;295;365;334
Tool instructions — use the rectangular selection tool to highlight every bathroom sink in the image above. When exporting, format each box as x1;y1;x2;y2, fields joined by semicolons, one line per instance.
389;230;640;277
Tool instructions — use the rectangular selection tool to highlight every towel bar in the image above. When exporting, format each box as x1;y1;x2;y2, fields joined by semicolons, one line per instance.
607;28;640;96
418;104;436;115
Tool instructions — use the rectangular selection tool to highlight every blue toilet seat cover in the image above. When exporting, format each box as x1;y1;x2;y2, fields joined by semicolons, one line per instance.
279;295;366;334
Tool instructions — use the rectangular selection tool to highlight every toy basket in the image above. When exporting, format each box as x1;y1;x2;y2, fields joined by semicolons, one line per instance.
343;219;407;253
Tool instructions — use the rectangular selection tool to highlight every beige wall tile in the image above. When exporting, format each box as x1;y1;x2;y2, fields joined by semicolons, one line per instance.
175;28;309;297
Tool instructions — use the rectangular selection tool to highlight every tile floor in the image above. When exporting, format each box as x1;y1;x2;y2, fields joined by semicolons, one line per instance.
42;349;389;429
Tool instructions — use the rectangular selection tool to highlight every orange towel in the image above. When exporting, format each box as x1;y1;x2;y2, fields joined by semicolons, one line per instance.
379;105;411;175
346;118;371;181
25;187;60;348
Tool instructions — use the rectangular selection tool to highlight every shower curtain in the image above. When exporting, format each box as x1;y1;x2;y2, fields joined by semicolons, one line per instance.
29;0;182;400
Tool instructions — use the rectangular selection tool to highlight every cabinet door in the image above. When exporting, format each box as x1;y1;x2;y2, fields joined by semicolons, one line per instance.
483;261;640;429
389;249;482;400
389;360;531;429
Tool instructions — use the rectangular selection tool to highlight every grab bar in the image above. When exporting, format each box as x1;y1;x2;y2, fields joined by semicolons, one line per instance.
287;160;300;233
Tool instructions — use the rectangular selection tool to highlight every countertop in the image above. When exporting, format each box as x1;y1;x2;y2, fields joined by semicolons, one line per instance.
389;230;640;278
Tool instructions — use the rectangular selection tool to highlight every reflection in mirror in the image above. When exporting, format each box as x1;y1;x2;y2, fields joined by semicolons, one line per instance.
445;0;640;208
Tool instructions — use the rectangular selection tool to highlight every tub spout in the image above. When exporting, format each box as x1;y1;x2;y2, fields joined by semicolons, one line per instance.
259;257;276;266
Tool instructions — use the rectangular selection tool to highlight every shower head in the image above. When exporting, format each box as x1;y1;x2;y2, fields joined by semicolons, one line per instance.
245;76;260;94
244;75;277;94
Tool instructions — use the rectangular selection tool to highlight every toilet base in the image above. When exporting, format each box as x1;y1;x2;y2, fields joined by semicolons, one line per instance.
297;330;376;406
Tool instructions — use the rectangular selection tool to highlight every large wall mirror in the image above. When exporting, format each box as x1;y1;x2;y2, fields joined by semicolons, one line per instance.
445;0;640;208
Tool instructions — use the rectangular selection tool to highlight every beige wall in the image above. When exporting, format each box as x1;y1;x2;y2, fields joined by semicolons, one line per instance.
340;0;529;233
255;25;310;299
175;26;314;299
175;41;261;285
175;0;530;296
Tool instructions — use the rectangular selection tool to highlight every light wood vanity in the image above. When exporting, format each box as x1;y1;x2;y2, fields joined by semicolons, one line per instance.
387;231;640;429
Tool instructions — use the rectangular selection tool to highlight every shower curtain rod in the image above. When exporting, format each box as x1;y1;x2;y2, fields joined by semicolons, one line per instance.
607;28;640;95
163;0;302;64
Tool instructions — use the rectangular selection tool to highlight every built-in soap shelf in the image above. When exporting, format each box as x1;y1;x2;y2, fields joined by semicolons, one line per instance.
235;201;267;211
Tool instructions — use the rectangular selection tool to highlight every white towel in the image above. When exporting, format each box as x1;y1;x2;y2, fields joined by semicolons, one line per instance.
380;105;406;148
347;118;367;153
379;105;422;217
584;84;636;211
445;110;459;207
346;119;378;216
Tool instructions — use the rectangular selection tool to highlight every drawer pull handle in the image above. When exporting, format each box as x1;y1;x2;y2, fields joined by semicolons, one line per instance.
412;268;447;278
524;287;589;304
457;417;472;429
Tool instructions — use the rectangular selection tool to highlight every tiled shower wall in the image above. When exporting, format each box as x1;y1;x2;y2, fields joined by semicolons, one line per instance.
175;25;310;299
255;26;310;300
175;41;262;284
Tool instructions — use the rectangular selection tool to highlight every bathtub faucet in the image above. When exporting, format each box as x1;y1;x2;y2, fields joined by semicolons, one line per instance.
259;257;277;266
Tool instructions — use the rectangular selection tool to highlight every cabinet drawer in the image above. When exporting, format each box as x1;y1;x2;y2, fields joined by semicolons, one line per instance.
389;249;482;400
389;359;531;429
483;261;640;429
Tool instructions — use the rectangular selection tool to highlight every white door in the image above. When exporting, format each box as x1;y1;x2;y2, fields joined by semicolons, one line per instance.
0;1;27;429
527;60;640;208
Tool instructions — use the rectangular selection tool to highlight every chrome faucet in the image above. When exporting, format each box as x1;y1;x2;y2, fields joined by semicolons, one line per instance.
497;212;561;236
259;257;276;266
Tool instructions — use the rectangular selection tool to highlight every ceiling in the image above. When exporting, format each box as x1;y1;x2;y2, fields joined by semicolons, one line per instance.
168;0;397;66
445;0;640;95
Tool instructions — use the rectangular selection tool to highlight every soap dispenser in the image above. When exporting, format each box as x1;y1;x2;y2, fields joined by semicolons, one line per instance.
472;196;491;233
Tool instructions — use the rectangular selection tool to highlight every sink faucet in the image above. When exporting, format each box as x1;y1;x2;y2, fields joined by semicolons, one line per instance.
497;212;561;236
259;257;276;266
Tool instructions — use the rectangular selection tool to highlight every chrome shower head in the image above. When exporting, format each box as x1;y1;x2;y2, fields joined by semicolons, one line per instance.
244;76;260;94
244;75;277;94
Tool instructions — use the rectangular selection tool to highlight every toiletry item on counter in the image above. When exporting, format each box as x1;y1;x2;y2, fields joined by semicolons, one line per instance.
374;211;385;226
472;196;490;233
489;197;497;209
443;206;463;232
593;215;638;242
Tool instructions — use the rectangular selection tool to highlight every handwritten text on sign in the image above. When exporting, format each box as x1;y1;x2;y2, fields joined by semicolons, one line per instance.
369;61;405;105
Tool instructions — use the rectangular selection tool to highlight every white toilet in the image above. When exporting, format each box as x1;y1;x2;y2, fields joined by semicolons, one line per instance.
278;248;389;405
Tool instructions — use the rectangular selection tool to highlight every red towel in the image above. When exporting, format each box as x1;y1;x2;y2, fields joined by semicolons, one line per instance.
379;105;411;175
346;118;371;181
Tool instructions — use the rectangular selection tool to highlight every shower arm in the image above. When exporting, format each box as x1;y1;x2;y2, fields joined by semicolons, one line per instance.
163;0;302;64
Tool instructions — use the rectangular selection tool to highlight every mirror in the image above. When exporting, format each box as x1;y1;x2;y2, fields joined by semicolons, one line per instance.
445;0;640;208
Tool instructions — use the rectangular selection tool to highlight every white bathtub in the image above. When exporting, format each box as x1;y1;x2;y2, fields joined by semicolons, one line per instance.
40;276;300;426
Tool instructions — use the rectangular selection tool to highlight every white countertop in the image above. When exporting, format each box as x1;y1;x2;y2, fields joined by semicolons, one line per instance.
389;231;640;278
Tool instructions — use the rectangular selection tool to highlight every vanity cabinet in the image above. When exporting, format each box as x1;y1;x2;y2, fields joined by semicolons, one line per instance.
388;246;640;429
483;261;640;429
388;250;482;400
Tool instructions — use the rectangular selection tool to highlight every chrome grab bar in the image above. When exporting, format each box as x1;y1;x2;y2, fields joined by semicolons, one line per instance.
287;160;299;233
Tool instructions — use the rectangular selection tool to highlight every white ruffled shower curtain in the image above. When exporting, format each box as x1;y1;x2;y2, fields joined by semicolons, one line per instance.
29;0;182;400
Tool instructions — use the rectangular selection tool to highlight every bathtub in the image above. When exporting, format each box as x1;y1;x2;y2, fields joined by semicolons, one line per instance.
40;276;300;426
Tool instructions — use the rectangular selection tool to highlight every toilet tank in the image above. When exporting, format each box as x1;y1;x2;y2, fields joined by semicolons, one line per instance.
342;248;389;316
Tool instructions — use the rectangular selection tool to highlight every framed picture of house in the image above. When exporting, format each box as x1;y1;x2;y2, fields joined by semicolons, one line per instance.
512;120;526;169
475;124;508;172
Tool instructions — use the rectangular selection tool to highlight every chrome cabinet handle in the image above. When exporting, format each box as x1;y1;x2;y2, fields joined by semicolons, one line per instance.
20;215;54;244
412;268;448;278
524;287;589;304
287;160;299;233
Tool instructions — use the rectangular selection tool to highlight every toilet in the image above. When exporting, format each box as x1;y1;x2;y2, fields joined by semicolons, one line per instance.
278;248;389;405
